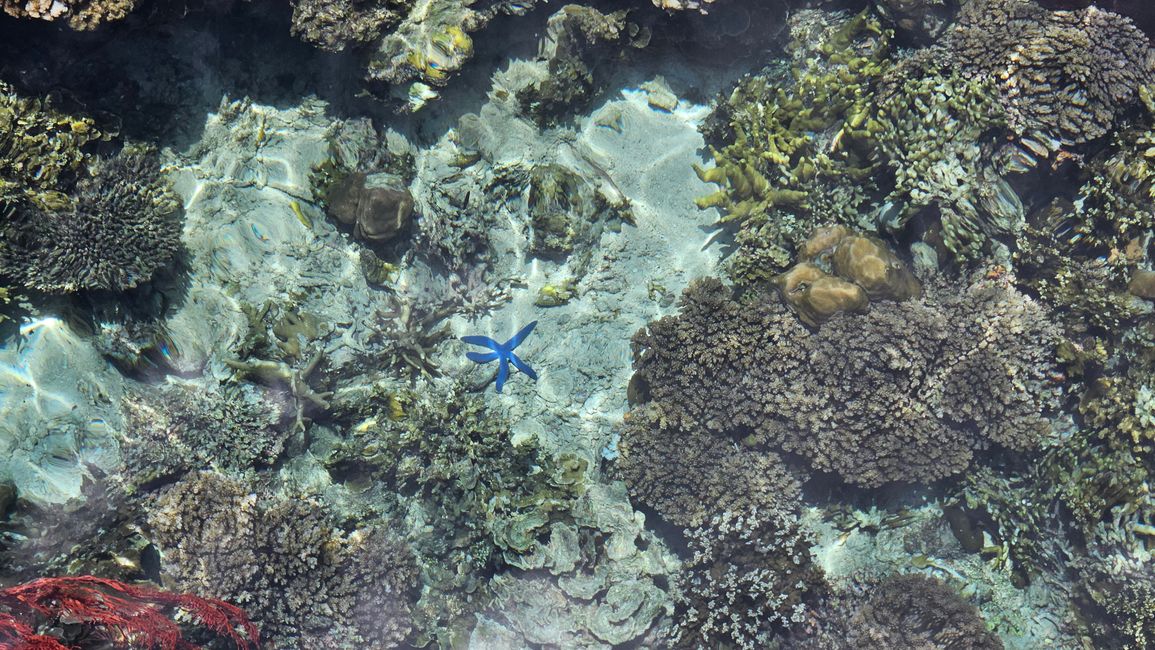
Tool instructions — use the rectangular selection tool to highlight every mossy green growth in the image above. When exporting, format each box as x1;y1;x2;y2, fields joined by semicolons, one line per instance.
697;10;893;280
0;81;104;211
874;66;1017;261
332;385;586;646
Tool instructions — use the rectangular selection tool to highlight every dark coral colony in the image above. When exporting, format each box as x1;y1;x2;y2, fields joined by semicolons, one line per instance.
1;0;1155;648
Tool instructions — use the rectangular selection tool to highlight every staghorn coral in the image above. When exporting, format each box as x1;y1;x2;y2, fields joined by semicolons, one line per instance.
119;380;291;486
613;409;803;529
791;573;1003;649
4;146;182;293
939;0;1155;148
629;276;1062;487
147;470;419;649
668;506;825;649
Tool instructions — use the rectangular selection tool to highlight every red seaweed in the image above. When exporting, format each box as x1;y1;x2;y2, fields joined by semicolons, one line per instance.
0;576;258;650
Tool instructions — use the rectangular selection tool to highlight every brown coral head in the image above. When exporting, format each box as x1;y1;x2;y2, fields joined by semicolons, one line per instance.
773;263;868;326
799;224;854;260
325;171;415;243
832;234;922;301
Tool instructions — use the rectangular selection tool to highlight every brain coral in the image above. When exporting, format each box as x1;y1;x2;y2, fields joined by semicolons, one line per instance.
940;0;1155;146
628;276;1061;487
5;147;182;293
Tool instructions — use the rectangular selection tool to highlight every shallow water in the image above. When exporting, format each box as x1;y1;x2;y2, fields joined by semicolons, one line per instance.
0;1;1152;649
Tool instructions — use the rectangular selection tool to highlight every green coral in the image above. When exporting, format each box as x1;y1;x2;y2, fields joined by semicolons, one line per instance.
697;10;892;280
0;81;103;211
874;64;1021;261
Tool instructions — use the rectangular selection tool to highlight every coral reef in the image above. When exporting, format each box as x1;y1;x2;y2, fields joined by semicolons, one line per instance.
696;10;892;279
325;385;586;644
147;470;419;649
627;276;1061;487
515;5;645;125
792;573;1003;649
4;147;182;293
939;0;1155;148
119;380;291;486
668;506;825;649
0;0;138;29
614;411;802;529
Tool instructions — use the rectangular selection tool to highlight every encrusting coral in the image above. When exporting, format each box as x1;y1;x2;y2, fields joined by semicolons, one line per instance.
4;146;183;293
147;470;419;649
627;275;1062;487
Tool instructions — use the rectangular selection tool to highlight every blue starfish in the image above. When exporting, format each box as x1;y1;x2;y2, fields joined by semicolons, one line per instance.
462;321;538;393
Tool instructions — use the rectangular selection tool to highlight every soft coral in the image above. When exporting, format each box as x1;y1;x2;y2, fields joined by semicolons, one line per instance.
0;576;258;650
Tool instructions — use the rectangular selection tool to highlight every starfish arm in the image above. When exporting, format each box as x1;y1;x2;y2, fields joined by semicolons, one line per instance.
461;335;500;350
508;352;537;381
495;357;510;393
466;351;500;364
505;321;538;351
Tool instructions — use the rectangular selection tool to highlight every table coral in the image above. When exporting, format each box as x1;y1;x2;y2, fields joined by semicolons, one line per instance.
628;275;1062;487
939;0;1155;148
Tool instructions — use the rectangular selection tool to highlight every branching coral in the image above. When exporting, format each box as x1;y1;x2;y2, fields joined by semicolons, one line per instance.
4;146;182;293
628;276;1062;487
668;506;825;649
120;380;291;486
614;410;802;529
696;10;892;278
147;470;419;649
792;573;1003;649
327;385;585;643
289;0;400;52
0;81;102;210
874;63;1024;261
939;0;1155;148
0;0;138;29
